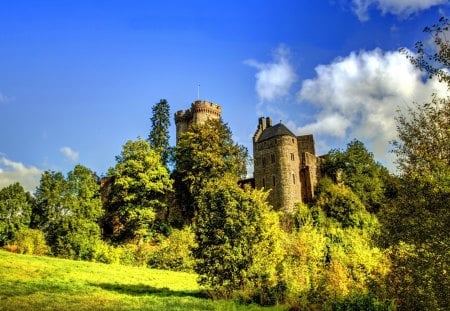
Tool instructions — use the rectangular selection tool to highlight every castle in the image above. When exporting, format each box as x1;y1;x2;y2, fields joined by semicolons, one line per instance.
175;100;320;213
174;100;222;141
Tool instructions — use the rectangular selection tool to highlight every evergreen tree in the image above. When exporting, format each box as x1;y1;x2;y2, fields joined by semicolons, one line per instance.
0;183;32;246
148;99;171;167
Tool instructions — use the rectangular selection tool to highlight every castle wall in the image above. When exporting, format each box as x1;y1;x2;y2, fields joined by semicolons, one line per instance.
254;135;301;213
300;152;319;202
297;134;315;156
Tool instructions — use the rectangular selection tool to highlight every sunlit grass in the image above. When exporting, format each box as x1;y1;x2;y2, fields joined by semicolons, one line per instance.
0;251;286;310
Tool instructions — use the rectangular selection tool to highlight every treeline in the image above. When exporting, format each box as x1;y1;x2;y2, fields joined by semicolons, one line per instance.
1;19;449;310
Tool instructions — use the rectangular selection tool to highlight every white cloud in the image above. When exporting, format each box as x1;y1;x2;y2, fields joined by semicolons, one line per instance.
352;0;447;21
245;45;297;102
60;147;79;162
296;48;447;167
0;156;43;192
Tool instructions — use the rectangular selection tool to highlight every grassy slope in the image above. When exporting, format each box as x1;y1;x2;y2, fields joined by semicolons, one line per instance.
0;251;286;311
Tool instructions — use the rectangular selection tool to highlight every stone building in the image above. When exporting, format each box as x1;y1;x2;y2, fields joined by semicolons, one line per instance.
174;99;222;141
253;117;320;212
174;100;320;214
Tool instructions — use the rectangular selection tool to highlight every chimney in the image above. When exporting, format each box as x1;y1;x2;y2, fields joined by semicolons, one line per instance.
258;117;267;131
266;117;272;127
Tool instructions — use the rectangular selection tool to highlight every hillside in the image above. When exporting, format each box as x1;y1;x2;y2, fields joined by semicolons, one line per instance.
0;251;285;311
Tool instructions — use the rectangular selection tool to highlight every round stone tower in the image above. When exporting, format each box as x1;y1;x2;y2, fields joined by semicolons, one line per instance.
174;100;222;141
253;117;302;212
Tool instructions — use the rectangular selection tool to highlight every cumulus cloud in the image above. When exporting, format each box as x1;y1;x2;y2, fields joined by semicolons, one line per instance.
352;0;447;21
296;48;447;167
245;45;297;102
0;156;43;192
60;147;79;162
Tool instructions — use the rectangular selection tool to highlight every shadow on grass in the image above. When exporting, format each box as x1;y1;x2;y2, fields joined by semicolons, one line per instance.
92;282;208;299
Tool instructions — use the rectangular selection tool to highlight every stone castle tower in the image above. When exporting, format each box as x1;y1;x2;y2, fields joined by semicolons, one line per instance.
253;117;320;212
174;100;222;141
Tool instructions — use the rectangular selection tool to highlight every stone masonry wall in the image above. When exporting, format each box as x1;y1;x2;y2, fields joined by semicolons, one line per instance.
254;136;302;212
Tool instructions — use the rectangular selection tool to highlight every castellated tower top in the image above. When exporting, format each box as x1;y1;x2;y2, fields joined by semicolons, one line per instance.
174;100;222;141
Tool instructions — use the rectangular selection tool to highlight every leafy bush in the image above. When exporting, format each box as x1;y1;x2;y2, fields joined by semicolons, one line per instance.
12;228;49;255
148;227;196;272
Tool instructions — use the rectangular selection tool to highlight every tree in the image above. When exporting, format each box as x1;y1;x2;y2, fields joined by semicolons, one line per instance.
33;165;104;259
401;17;450;85
321;139;388;213
148;99;171;167
0;183;32;246
174;119;248;222
108;138;172;242
193;177;285;304
383;98;450;310
382;17;450;310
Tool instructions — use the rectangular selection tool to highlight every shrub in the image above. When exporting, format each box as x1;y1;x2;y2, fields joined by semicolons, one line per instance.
147;227;196;272
13;228;49;255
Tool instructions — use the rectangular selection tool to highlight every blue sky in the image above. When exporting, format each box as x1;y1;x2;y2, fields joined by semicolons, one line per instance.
1;0;448;191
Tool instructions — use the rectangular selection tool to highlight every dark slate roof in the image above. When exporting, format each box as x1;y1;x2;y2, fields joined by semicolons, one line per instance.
257;123;296;142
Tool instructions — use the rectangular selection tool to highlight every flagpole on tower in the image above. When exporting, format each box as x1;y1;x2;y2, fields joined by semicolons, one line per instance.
197;84;200;100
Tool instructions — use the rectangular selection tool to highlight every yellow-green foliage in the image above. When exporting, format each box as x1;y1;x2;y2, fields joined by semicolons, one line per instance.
0;250;286;311
148;227;196;272
282;200;390;308
12;228;49;256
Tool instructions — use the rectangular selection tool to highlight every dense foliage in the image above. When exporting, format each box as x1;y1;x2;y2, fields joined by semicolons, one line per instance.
33;165;103;259
193;178;285;305
148;99;171;167
321;139;389;213
0;183;32;246
174;119;248;222
106;138;172;242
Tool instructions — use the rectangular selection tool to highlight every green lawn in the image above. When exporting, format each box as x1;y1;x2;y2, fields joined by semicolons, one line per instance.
0;251;286;311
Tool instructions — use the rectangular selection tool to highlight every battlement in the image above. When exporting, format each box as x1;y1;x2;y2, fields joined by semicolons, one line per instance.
191;100;222;116
175;99;222;141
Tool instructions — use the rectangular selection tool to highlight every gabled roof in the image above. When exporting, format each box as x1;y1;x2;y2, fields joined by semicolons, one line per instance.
257;123;296;142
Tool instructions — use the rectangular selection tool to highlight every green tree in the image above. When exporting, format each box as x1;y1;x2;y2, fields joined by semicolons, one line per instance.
314;179;379;230
108;138;172;242
401;17;450;85
382;17;450;310
383;97;450;310
321;139;388;213
0;183;32;246
193;177;285;304
174;119;248;222
33;165;104;259
148;99;171;167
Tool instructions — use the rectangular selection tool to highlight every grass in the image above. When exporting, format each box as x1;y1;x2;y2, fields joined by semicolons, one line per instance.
0;251;287;311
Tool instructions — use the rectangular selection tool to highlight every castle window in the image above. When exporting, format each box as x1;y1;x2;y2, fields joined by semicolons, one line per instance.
271;154;275;163
262;157;267;167
290;153;295;161
262;178;265;188
293;174;296;184
272;176;276;186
